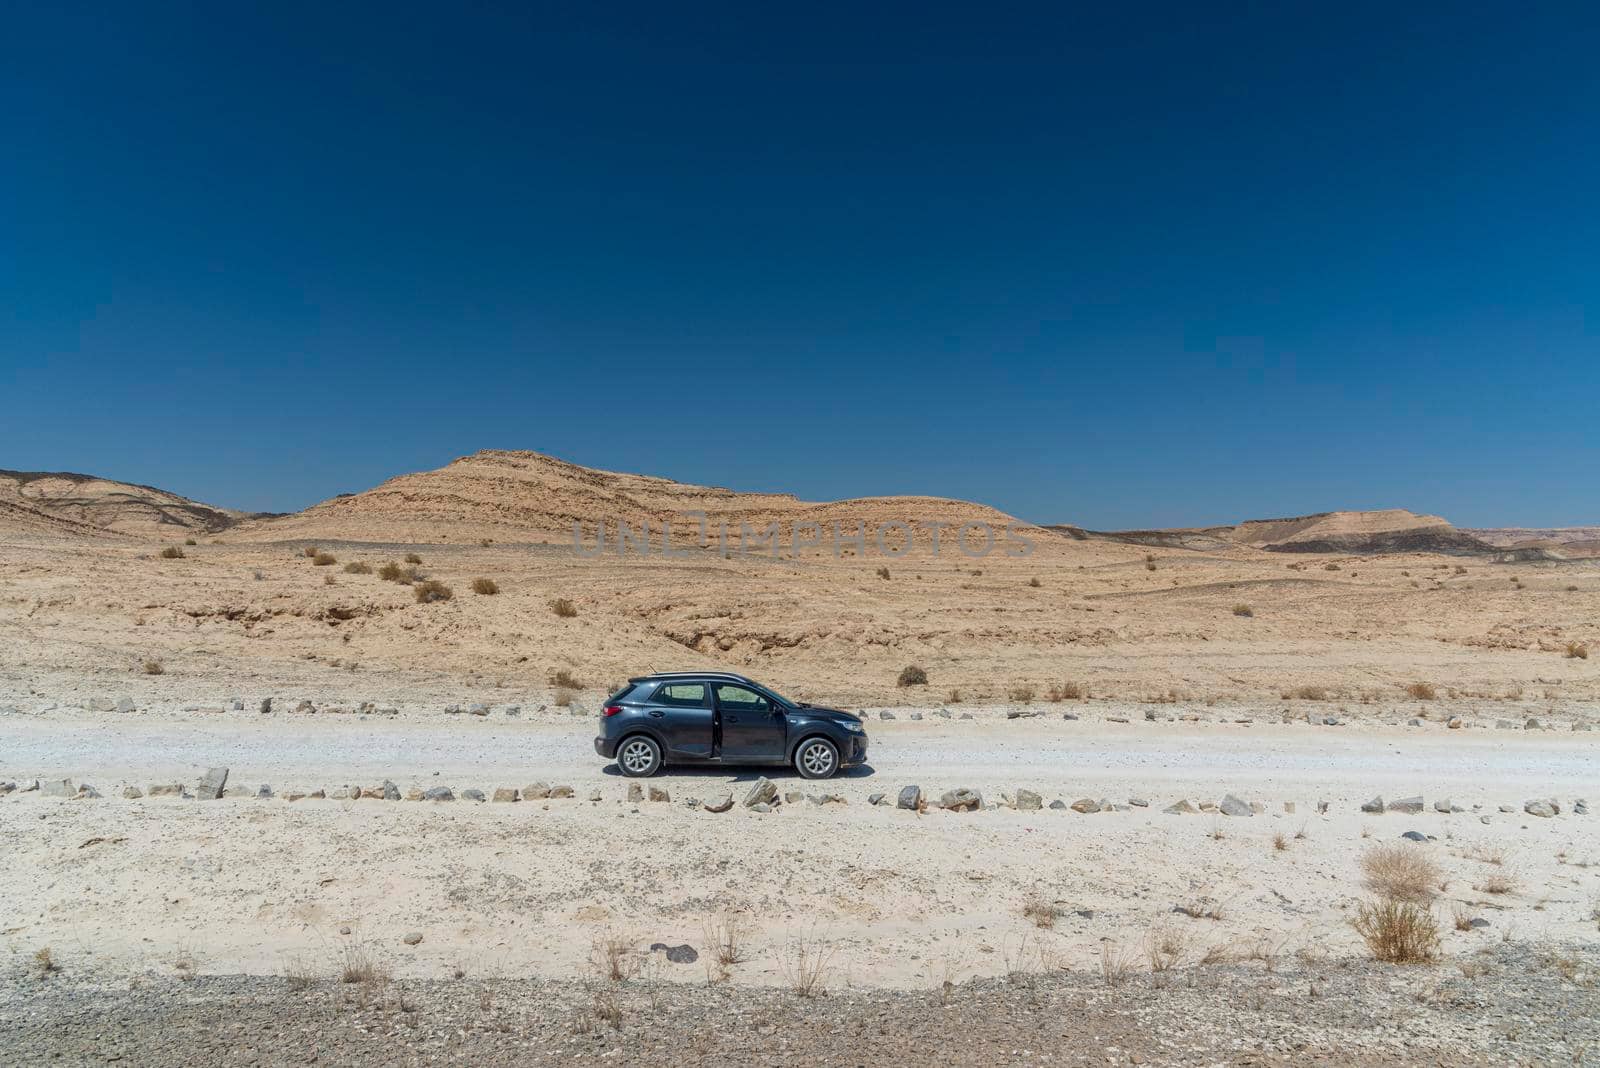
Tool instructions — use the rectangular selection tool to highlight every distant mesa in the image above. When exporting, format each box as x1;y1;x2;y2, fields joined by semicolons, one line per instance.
0;469;257;540
1051;509;1498;556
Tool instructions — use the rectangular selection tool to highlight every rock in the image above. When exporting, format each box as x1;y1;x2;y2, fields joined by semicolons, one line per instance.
1163;800;1196;814
550;785;574;798
784;791;805;804
1400;830;1431;842
1433;799;1453;813
1407;718;1423;727
868;792;886;805
260;698;273;714
1499;804;1515;813
648;786;670;803
650;943;698;964
122;786;143;799
193;767;229;800
909;712;923;721
76;784;102;799
257;785;273;799
958;713;974;720
1218;794;1253;817
231;698;244;711
461;788;486;802
295;700;315;714
1014;789;1042;810
1447;717;1464;729
626;783;643;803
1048;799;1068;810
1523;799;1558;818
743;777;778;808
1387;796;1425;814
1005;709;1039;719
406;788;424;801
879;711;896;721
402;932;423;946
1070;798;1100;814
750;802;772;814
284;791;306;802
115;697;135;713
504;705;521;717
382;780;401;801
523;782;551;800
1283;801;1296;814
39;779;74;798
934;708;951;719
940;788;982;812
469;703;489;717
423;787;454;802
1061;712;1078;720
704;793;734;813
492;788;519;802
1576;800;1589;815
896;785;922;810
1524;718;1542;730
1495;719;1516;730
1317;800;1330;814
1468;917;1491;929
148;784;182;797
1360;796;1385;813
588;789;602;802
1128;797;1149;808
807;793;844;806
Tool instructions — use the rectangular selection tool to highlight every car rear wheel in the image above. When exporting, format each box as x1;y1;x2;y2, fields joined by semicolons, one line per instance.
795;737;838;780
617;735;662;777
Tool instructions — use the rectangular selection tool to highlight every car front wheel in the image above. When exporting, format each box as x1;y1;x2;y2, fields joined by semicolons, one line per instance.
617;735;662;777
795;737;839;780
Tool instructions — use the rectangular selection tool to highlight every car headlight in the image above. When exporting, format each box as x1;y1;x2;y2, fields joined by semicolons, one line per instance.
843;721;865;733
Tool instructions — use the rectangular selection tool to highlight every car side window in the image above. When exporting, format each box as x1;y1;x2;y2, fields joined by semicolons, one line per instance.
654;682;707;707
715;684;769;713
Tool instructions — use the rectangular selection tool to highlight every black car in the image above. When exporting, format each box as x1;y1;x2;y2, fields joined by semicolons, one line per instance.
593;672;868;779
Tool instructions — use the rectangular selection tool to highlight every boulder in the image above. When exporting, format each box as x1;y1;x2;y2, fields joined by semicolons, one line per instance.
402;932;423;946
1360;796;1385;813
703;793;734;813
550;785;574;798
1163;800;1197;814
933;708;951;719
257;785;273;799
260;698;274;714
750;802;772;814
879;711;896;720
122;786;143;799
39;779;75;798
940;788;982;812
1574;799;1588;815
896;785;922;811
77;784;102;799
383;781;401;801
423;786;454;802
196;767;229;801
1400;830;1431;843
909;712;924;721
115;697;135;713
1014;789;1043;811
784;791;805;804
406;788;424;801
743;777;778;809
1387;796;1425;815
867;792;886;805
492;788;519;802
1005;709;1039;719
1218;794;1253;817
1048;799;1068;810
461;788;486;802
1128;797;1150;808
1523;799;1558;818
523;782;551;800
1070;798;1100;814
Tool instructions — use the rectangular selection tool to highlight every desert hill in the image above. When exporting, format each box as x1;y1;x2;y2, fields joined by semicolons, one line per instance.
1054;509;1494;556
234;449;1032;548
0;470;249;541
1467;526;1600;559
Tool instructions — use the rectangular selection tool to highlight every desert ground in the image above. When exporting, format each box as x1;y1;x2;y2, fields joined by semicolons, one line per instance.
2;453;1598;1064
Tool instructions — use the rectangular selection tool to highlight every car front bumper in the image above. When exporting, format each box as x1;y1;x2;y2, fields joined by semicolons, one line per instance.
842;735;868;765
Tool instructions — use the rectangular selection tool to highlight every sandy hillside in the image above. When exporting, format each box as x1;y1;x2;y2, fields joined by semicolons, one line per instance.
0;470;252;540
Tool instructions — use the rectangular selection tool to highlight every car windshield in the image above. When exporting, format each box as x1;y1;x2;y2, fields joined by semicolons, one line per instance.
759;684;796;708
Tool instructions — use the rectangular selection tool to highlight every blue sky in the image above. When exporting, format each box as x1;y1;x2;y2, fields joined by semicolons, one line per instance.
3;3;1596;527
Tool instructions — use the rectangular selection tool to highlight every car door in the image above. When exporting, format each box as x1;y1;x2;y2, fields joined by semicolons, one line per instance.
714;683;786;762
649;681;714;760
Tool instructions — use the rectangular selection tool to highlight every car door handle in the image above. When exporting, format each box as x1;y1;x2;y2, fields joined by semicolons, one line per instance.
727;715;739;722
648;710;665;718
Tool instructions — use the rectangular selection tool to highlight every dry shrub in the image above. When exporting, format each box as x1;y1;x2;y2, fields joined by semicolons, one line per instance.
1288;685;1329;701
1021;896;1057;929
1476;869;1519;895
377;561;403;582
183;537;197;546
404;553;423;564
143;660;164;675
1232;603;1253;617
479;537;493;547
339;943;388;985
1452;905;1477;932
1100;943;1136;986
876;566;891;580
323;574;336;586
590;932;638;982
1145;561;1157;571
550;597;579;618
160;545;185;559
1176;895;1225;921
1145;924;1189;972
1566;642;1589;660
554;688;574;707
1027;577;1041;588
1046;681;1084;702
312;552;337;566
1323;562;1341;571
946;688;962;703
33;947;58;977
1351;899;1440;963
1360;844;1443;903
1008;684;1036;703
897;664;928;687
283;955;316;991
1404;681;1438;700
1272;832;1289;852
304;546;320;558
702;912;748;966
470;577;499;595
550;668;583;689
783;934;836;997
343;561;372;574
413;579;452;604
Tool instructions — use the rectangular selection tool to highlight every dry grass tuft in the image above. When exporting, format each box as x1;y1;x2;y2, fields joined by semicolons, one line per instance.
783;934;836;997
1452;905;1478;932
1288;685;1329;701
404;553;423;564
1022;896;1058;929
550;668;583;689
1008;683;1036;703
1361;843;1444;903
876;566;891;580
339;943;389;986
283;955;316;991
1404;681;1438;700
1272;831;1289;852
1232;603;1254;617
142;660;164;675
312;552;337;566
1351;899;1440;963
1476;869;1519;896
304;546;320;558
549;597;579;618
377;561;404;582
413;579;452;604
553;687;574;707
590;932;638;982
702;912;748;966
160;546;185;559
1027;577;1042;588
470;577;499;595
897;664;928;687
1144;924;1189;972
32;946;58;977
343;561;372;574
1046;681;1084;701
1100;942;1137;986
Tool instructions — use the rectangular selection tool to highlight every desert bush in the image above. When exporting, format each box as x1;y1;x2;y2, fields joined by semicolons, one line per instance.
339;943;388;985
1027;577;1042;588
1022;896;1057;929
323;574;336;586
702;913;749;966
1288;685;1329;701
1360;843;1443;903
343;561;372;574
1046;681;1084;702
33;947;58;977
1145;561;1157;571
304;546;320;558
550;668;583;689
1144;924;1189;972
413;579;452;604
550;597;578;618
312;552;337;566
1099;943;1136;987
143;660;164;675
1009;684;1036;703
184;537;197;546
590;932;638;982
282;955;315;991
783;934;836;997
897;664;928;687
479;538;493;547
160;546;185;559
1232;603;1254;617
553;687;575;707
1351;899;1440;963
1404;681;1438;700
1476;869;1519;895
1323;562;1341;571
404;553;423;564
946;688;962;703
471;577;499;595
876;566;890;580
1272;832;1289;852
377;562;403;581
1566;642;1589;660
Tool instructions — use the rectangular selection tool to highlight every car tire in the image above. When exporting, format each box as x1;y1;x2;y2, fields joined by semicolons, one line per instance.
794;737;839;780
617;735;662;778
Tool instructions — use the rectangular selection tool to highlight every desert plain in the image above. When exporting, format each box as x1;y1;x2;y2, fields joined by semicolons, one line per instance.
2;451;1598;1065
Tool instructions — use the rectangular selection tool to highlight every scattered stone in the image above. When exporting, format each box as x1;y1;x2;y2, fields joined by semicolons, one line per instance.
39;779;75;798
1283;801;1296;814
588;789;602;802
1014;789;1043;810
1468;917;1491;929
933;708;951;719
1447;717;1464;729
257;785;273;799
750;802;772;814
1499;804;1515;813
744;778;778;808
1400;830;1431;843
523;782;551;800
423;787;454;802
1524;718;1542;730
1317;800;1330;814
1061;712;1079;721
1387;796;1425;815
192;766;228;801
1576;800;1589;815
1048;800;1068;810
285;791;306;802
1495;719;1516;730
550;785;574;798
1407;718;1424;727
896;785;922;810
115;697;135;713
784;791;805;804
504;705;521;717
469;703;490;717
1218;794;1254;817
461;788;486;801
1523;799;1558;818
1163;800;1196;814
492;788;518;802
1006;709;1039;720
405;788;424;801
868;792;886;805
958;713;974;720
148;784;182;797
76;784;102;799
879;711;896;721
648;786;670;803
1360;796;1385;813
295;700;315;714
402;932;423;946
704;793;734;813
259;698;273;714
627;783;643;803
1070;798;1100;814
940;788;981;812
808;794;845;806
122;786;143;799
909;711;924;721
231;698;244;711
650;943;699;964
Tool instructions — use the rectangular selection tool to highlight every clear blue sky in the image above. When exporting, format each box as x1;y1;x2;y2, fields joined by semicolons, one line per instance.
3;3;1596;528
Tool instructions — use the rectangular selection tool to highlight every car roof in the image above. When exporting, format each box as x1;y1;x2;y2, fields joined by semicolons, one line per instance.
629;671;758;685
